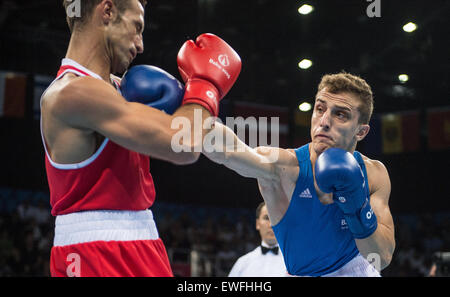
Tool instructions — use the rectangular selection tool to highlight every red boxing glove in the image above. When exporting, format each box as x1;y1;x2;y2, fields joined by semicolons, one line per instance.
177;33;241;117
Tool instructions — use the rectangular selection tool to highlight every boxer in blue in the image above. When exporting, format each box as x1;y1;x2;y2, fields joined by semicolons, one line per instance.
203;72;395;276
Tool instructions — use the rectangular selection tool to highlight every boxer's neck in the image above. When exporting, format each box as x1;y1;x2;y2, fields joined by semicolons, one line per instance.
65;29;111;83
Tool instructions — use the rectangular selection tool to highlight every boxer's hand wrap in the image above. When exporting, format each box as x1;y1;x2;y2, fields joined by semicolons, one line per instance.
121;65;184;115
177;33;242;117
315;148;378;239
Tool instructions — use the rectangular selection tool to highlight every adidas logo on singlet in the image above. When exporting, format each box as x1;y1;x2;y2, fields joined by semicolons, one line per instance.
299;188;312;198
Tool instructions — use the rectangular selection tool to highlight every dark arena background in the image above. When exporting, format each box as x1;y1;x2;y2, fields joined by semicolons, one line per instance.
0;0;449;277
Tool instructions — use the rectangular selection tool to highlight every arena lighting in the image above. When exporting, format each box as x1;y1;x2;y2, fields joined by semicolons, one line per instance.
398;74;409;83
298;102;312;112
403;22;417;32
298;59;313;69
298;4;314;15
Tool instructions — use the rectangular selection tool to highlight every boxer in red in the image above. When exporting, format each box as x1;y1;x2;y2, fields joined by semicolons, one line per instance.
40;0;241;276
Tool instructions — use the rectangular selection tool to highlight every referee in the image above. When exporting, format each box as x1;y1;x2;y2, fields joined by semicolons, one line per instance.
228;202;287;277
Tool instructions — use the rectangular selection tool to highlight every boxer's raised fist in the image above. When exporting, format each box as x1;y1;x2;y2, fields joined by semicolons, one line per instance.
315;148;377;239
177;33;241;117
121;65;184;115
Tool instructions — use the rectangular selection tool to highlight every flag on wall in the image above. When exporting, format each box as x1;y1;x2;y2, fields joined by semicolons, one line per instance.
381;113;403;154
362;111;420;155
0;71;27;118
427;107;450;151
381;111;420;154
401;111;421;152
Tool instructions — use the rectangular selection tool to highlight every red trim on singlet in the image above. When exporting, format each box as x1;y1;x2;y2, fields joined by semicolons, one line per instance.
57;65;92;77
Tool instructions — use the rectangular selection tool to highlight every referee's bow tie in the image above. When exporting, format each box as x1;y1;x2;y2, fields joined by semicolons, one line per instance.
261;245;279;255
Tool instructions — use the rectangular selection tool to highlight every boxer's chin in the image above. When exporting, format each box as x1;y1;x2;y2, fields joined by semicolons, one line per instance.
116;61;129;76
111;56;130;76
312;141;330;156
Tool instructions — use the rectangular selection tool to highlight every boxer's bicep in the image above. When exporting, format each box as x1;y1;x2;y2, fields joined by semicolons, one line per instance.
94;104;199;164
95;102;176;156
54;77;183;160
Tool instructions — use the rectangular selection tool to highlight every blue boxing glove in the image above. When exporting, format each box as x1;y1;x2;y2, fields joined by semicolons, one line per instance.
314;148;377;239
121;65;184;115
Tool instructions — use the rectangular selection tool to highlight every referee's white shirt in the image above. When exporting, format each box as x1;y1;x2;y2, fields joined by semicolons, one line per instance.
228;242;288;277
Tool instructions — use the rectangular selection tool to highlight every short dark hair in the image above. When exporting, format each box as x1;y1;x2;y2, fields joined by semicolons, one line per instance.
256;202;265;219
62;0;147;33
318;71;374;124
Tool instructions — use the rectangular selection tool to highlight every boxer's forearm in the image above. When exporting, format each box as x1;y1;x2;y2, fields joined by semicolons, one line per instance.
202;121;276;180
355;222;395;270
169;104;213;164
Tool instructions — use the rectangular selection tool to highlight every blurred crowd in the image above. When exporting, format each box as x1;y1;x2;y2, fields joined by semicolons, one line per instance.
1;191;449;277
382;213;450;277
156;208;260;276
0;200;52;276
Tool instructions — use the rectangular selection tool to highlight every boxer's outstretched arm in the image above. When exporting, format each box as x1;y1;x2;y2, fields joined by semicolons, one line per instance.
203;121;293;181
203;121;299;225
51;76;209;165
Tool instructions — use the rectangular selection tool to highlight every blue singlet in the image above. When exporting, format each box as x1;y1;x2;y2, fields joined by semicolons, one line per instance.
272;143;370;276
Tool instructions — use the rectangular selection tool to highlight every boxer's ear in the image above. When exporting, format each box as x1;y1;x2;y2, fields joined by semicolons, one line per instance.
356;124;370;141
100;0;115;25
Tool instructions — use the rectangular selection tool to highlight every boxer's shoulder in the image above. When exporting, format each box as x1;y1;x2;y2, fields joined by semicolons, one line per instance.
58;74;115;98
258;148;299;192
360;154;387;175
41;74;101;162
281;148;300;170
275;148;298;166
43;73;99;107
41;73;77;121
360;154;390;194
256;147;299;179
261;148;300;200
45;74;120;121
41;73;76;104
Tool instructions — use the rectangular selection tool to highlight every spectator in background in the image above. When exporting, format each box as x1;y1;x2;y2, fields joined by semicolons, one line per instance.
16;200;33;221
228;202;287;277
16;200;51;225
33;201;52;225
